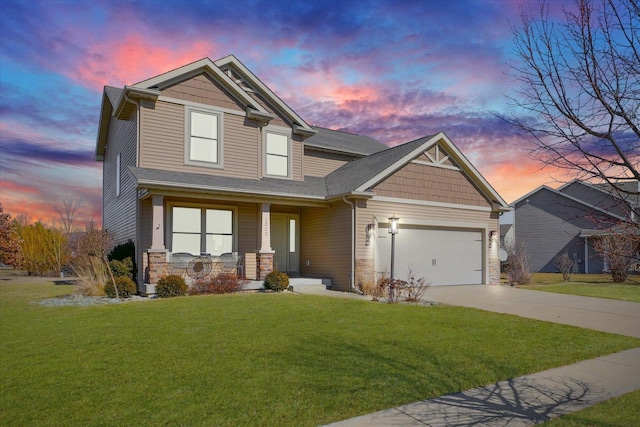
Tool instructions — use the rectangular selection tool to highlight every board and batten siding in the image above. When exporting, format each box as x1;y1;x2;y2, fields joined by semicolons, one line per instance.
139;100;260;179
300;203;352;291
373;163;491;208
303;149;351;177
103;113;137;247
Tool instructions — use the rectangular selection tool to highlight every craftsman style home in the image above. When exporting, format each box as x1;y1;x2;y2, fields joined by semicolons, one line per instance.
96;55;509;294
512;179;639;273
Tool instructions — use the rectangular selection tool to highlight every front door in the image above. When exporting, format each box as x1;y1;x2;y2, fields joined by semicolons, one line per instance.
271;214;299;275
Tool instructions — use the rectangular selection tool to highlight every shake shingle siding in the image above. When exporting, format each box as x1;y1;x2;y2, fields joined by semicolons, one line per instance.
102;111;137;247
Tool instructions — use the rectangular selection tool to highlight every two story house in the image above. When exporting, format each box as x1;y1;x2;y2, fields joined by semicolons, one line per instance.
96;55;509;294
512;179;639;273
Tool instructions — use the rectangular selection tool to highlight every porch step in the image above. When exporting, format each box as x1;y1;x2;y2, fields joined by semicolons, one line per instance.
288;278;331;293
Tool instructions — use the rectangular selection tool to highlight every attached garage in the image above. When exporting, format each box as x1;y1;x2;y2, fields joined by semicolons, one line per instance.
376;225;484;286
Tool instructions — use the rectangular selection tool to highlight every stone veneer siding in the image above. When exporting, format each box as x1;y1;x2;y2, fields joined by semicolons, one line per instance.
355;258;375;289
145;250;168;284
257;253;274;280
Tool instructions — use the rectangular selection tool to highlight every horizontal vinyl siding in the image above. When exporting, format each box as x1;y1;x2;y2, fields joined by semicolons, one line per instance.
300;203;352;291
374;163;491;208
140;100;260;179
238;203;258;255
355;199;497;260
303;149;350;177
514;190;606;272
103;113;137;247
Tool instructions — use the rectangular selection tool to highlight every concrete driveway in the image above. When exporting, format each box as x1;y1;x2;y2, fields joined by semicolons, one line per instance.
426;285;640;338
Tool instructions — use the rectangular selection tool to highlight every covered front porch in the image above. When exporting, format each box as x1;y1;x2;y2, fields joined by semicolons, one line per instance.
137;193;332;294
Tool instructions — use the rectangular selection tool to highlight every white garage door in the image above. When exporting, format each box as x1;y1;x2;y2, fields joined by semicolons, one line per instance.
376;225;483;286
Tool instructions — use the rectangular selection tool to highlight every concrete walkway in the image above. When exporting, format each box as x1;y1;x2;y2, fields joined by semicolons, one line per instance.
426;285;640;338
317;285;640;426
325;347;640;426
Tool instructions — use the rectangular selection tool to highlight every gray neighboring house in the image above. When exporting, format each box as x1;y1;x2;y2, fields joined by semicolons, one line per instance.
512;179;638;273
95;55;510;294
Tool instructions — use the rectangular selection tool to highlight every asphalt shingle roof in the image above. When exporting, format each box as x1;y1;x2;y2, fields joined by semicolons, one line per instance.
305;127;387;156
129;166;328;199
128;135;435;201
324;134;437;196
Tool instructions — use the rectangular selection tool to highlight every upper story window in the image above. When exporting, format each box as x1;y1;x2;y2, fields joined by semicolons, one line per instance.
185;107;223;167
265;130;291;178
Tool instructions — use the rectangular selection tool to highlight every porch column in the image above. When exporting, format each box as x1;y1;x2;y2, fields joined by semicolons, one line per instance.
258;203;274;279
584;237;589;274
260;203;273;253
151;195;165;250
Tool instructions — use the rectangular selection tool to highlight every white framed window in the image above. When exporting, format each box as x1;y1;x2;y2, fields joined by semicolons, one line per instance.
185;107;223;167
265;130;291;178
116;153;121;197
171;206;234;255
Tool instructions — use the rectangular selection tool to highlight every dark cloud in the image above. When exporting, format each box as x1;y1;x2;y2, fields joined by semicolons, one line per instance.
0;137;94;167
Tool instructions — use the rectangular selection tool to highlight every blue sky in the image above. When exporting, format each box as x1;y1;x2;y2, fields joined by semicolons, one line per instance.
0;0;576;224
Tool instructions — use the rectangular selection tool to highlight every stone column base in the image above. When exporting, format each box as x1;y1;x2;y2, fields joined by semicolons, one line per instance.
145;250;168;284
257;252;274;280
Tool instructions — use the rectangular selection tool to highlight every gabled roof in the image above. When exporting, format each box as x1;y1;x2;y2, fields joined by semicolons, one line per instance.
511;184;627;221
96;55;322;162
324;132;510;210
214;55;316;137
305;127;387;157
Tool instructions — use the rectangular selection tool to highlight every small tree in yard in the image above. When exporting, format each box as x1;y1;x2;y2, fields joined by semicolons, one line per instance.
553;252;577;281
71;223;112;296
0;204;22;267
593;229;640;283
505;241;533;285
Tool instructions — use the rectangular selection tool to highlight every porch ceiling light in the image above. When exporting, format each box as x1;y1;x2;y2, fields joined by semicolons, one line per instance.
388;216;400;235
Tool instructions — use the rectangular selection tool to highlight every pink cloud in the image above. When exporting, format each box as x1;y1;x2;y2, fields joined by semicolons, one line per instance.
68;36;217;90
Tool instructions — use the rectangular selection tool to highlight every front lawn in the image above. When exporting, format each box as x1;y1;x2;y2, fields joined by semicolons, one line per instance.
542;390;640;426
1;280;638;426
524;273;640;303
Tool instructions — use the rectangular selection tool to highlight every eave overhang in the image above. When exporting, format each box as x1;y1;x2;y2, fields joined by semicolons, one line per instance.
114;86;161;120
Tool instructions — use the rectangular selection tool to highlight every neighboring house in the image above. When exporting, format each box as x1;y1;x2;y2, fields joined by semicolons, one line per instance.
512;179;637;273
95;55;510;294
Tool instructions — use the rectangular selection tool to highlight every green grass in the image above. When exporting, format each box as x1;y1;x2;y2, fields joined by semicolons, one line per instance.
542;390;640;426
522;273;640;303
1;280;639;426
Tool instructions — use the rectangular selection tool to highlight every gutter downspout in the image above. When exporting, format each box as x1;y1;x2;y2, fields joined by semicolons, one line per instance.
343;196;355;293
124;92;143;286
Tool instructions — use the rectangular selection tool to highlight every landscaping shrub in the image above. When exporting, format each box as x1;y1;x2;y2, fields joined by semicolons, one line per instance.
73;256;108;296
108;257;133;280
156;275;188;298
505;241;533;285
263;271;289;292
399;268;430;303
108;240;136;280
358;278;386;301
104;276;137;298
189;273;247;295
553;252;576;281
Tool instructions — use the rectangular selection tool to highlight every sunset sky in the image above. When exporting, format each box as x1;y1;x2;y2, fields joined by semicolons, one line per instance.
0;0;578;226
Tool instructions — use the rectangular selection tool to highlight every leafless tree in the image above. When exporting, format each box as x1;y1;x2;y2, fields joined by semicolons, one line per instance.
505;0;639;210
54;199;81;235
